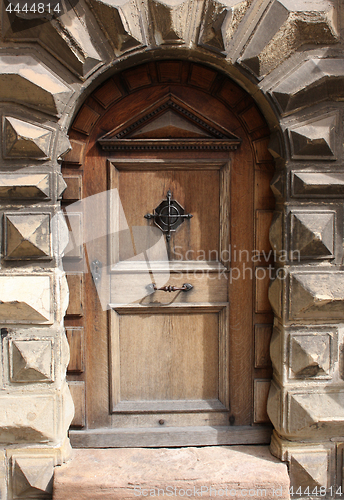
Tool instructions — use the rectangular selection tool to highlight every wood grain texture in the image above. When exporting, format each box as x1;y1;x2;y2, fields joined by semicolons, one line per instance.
66;327;84;373
69;425;272;448
62;175;82;201
254;324;273;369
62;139;85;165
254;379;271;423
69;381;86;428
66;274;84;317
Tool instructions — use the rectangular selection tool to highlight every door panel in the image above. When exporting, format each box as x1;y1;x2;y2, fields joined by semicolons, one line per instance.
108;158;230;434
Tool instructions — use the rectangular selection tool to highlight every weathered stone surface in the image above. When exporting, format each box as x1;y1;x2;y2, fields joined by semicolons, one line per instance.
270;433;335;491
292;171;344;197
57;174;68;200
290;211;335;259
4;117;52;159
4;213;51;260
0;55;72;115
53;447;290;500
0;395;55;443
241;0;338;76
270;173;284;199
0;450;6;500
289;272;344;320
0;174;50;200
199;0;253;55
10;339;54;383
288;391;344;438
270;58;344;114
87;0;145;55
288;115;337;160
11;455;54;498
289;333;331;378
2;8;103;79
289;452;330;490
148;0;201;46
0;275;52;324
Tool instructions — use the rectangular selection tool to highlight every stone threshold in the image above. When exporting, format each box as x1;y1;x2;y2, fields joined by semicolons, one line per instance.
53;446;290;500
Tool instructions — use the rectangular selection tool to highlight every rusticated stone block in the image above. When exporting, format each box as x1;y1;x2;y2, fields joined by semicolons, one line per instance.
9;339;54;383
288;115;337;160
88;0;145;55
292;171;344;198
290;211;335;260
57;174;68;200
2;6;102;79
270;325;336;384
270;433;335;493
149;0;185;45
0;55;72;116
269;385;344;440
241;0;338;77
198;0;251;55
0;275;52;324
0;174;50;200
3;117;52;159
11;455;54;498
288;391;344;440
0;395;55;443
4;213;51;260
289;332;332;379
270;58;344;114
289;272;344;320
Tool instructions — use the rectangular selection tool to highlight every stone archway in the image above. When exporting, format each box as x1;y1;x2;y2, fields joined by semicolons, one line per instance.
0;0;343;498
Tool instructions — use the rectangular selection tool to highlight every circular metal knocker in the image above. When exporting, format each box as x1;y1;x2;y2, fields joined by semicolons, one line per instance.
144;190;193;241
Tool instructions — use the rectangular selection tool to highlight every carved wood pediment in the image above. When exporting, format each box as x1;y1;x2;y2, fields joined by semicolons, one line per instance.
98;95;241;151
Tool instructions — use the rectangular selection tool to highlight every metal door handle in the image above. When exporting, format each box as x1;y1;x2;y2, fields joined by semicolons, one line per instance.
91;259;102;283
146;283;193;293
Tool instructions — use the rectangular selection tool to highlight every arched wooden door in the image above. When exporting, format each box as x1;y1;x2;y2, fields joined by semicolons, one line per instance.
61;61;275;447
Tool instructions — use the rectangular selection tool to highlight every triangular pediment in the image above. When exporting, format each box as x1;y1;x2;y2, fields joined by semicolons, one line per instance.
98;95;241;151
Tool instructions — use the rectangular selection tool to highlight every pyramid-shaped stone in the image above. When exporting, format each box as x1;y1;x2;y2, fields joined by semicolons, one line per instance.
11;340;53;382
292;172;344;196
288;395;316;435
290;335;330;378
5;213;51;259
291;212;334;259
0;174;50;200
13;457;54;497
4;117;52;159
289;273;344;320
148;0;185;45
289;115;336;159
290;452;329;490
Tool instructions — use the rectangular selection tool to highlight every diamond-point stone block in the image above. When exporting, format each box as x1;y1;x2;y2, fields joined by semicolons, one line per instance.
4;212;52;260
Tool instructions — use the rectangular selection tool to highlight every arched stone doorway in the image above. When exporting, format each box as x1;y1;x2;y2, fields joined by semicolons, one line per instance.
61;60;275;445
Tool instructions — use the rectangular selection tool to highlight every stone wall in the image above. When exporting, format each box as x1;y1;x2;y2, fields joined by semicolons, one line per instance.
0;0;343;498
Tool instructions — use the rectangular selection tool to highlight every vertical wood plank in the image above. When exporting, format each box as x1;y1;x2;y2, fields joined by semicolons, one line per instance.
254;379;271;423
254;324;272;369
69;381;86;427
66;327;85;373
66;274;84;316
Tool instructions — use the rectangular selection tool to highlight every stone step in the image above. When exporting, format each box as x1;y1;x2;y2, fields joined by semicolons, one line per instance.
53;446;290;500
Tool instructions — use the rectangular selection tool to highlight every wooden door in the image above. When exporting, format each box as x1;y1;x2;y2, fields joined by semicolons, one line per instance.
61;61;275;447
